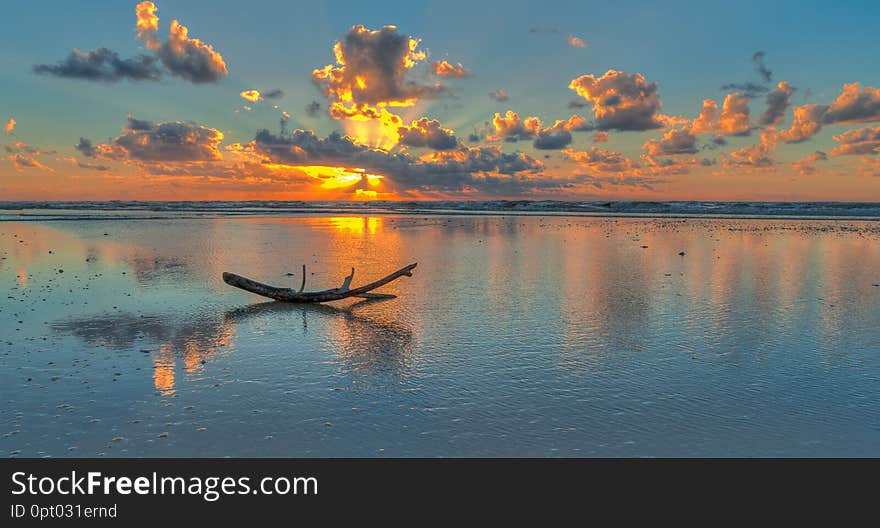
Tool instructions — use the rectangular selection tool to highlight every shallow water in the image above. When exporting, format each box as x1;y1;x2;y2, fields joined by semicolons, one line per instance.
1;214;879;457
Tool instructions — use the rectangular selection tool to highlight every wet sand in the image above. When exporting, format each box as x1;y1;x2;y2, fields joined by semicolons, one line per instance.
2;214;880;456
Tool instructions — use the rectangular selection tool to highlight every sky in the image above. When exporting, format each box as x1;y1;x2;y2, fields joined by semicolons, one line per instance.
2;0;880;201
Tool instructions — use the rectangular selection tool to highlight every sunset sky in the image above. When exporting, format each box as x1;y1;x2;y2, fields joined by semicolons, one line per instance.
2;0;879;201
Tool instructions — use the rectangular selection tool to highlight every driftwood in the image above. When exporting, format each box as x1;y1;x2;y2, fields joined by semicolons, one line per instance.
222;262;417;303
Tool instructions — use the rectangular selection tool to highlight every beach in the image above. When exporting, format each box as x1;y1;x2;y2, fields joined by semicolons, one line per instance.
2;209;880;457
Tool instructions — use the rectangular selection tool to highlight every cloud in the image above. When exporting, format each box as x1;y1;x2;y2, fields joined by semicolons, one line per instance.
640;154;714;175
487;111;587;149
778;103;827;143
397;118;458;150
313;25;443;109
822;83;880;124
569;70;664;131
81;116;223;162
262;89;284;99
432;60;471;78
488;89;509;102
642;128;699;155
720;52;773;99
5;118;14;134
74;138;95;157
533;115;591;150
305;100;322;117
4;140;53;156
720;82;769;99
722;127;777;168
717;93;751;136
33;48;162;83
564;147;639;173
36;2;226;85
8;153;52;172
691;99;718;134
830;124;880;156
240;90;261;102
150;15;228;84
792;151;827;175
775;83;880;145
251;129;555;194
567;35;586;48
752;51;772;83
758;81;796;126
579;174;659;190
489;110;541;141
592;131;609;143
64;156;111;171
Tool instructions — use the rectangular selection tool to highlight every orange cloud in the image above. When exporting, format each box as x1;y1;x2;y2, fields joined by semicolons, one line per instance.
778;104;826;143
136;1;161;50
642;128;698;156
564;147;639;173
432;60;471;78
723;127;777;169
81;116;223;162
717;93;751;136
759;81;796;126
569;70;664;131
8;154;52;172
313;25;440;108
135;1;228;83
691;99;718;134
489;110;542;141
567;35;586;48
792;151;827;175
830;124;880;156
824;82;880;124
240;90;261;103
4;118;14;134
398;118;458;150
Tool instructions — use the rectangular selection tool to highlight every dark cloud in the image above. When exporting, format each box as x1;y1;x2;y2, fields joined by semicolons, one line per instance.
252;129;555;194
720;51;774;100
759;82;796;126
74;137;95;157
33;48;162;83
564;147;639;173
569;70;664;131
643;128;699;155
534;130;572;150
126;116;155;131
305;100;322;117
262;89;284;99
74;160;111;171
720;82;769;99
37;3;227;85
488;89;510;102
822;83;880;124
752;51;772;83
778;83;880;144
830;124;880;156
137;2;228;84
81;117;223;162
398;118;458;150
579;174;659;190
313;25;444;108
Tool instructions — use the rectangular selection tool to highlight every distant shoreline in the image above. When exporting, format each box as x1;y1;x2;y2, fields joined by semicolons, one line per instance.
2;200;880;221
